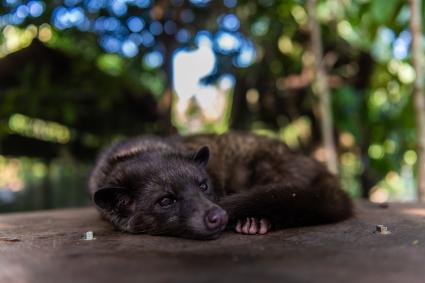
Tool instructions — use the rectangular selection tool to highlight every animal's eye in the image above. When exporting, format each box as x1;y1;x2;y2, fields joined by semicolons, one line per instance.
158;197;176;207
199;182;208;191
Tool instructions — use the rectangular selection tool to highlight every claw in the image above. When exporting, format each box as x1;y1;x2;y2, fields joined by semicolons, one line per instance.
242;218;250;234
259;218;270;234
249;217;257;234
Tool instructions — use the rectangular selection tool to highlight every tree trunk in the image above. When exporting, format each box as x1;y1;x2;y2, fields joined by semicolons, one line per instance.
306;0;339;175
409;0;425;202
158;39;177;134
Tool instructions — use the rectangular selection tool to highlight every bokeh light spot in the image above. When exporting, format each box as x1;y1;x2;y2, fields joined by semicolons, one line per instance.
149;21;163;35
121;40;139;57
127;16;145;32
176;28;191;43
143;50;164;68
164;20;177;35
223;0;237;8
404;150;417;165
220;13;240;31
140;30;155;47
190;0;211;7
215;31;240;54
233;39;256;67
180;9;195;23
135;0;151;8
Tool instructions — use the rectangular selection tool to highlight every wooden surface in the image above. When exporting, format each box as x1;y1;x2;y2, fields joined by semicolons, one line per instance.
0;201;424;283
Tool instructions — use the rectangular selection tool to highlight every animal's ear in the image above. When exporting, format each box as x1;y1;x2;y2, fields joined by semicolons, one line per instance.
93;187;135;214
192;146;210;167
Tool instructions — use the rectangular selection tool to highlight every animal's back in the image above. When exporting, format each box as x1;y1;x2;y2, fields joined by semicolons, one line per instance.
179;132;309;194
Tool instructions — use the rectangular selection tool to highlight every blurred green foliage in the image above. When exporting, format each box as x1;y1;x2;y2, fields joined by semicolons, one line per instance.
0;0;423;211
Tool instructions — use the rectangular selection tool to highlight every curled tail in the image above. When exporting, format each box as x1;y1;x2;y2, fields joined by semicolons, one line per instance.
314;172;353;223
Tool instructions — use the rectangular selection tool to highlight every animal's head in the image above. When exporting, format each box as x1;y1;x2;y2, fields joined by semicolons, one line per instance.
93;146;228;240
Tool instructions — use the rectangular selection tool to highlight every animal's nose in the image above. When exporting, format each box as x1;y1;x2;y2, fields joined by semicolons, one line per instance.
205;207;228;231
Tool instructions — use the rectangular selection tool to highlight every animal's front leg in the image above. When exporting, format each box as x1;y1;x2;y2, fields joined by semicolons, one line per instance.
235;217;271;235
219;174;352;235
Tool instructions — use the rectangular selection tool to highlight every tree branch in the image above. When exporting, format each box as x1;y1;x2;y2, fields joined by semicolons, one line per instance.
307;0;339;175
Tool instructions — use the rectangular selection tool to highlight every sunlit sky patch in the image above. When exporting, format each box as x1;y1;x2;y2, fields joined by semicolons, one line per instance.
140;30;155;47
127;16;144;32
172;29;238;125
121;39;138;57
371;26;412;62
135;0;151;9
219;74;235;90
143;50;163;68
52;6;86;30
189;0;211;7
173;44;216;100
233;38;256;67
110;0;128;16
223;0;237;8
215;31;241;54
5;0;19;5
173;42;236;129
27;1;44;17
1;1;44;25
393;30;411;60
195;30;213;48
219;13;240;31
372;27;395;62
100;35;121;53
380;27;396;44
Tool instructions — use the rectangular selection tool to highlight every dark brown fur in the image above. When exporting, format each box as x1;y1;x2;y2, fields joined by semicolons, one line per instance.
89;132;352;239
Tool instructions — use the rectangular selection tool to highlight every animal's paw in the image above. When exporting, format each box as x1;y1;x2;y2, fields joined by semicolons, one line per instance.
235;218;271;235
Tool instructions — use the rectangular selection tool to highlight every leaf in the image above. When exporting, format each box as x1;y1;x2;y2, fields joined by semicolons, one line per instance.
371;0;400;24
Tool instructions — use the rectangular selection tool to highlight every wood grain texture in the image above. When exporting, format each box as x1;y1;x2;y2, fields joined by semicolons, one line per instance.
0;201;424;283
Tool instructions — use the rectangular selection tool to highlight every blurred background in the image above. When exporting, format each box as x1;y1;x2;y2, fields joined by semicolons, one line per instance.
0;0;423;213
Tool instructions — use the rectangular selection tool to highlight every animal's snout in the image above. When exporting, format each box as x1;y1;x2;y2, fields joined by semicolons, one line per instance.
204;207;228;231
